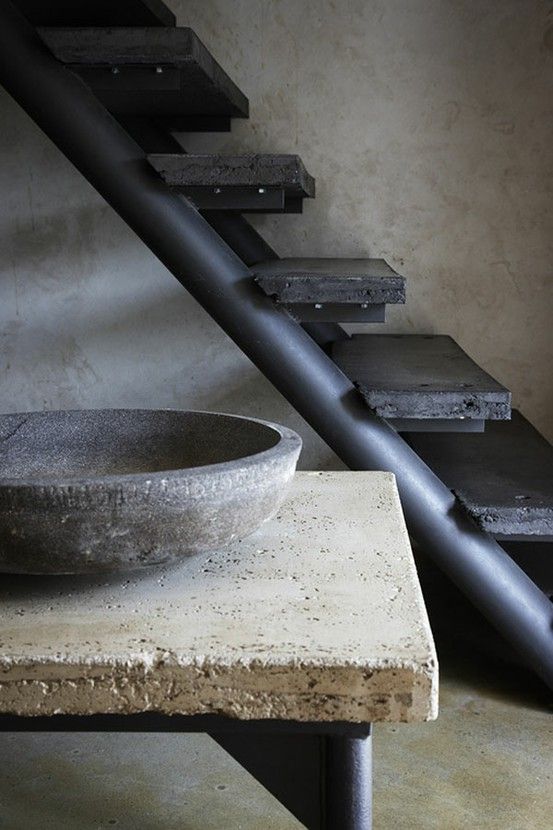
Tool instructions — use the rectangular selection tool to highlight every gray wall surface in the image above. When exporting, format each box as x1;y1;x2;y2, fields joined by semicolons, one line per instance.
1;0;552;468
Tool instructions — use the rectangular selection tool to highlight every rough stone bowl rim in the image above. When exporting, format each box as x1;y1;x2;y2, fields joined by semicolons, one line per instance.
0;408;302;492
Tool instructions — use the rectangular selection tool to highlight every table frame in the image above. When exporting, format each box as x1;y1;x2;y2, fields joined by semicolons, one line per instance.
0;713;372;829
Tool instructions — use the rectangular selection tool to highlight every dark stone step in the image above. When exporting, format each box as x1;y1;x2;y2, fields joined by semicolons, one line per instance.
14;0;175;27
332;334;511;424
406;411;553;540
38;28;249;130
253;258;405;322
148;154;315;213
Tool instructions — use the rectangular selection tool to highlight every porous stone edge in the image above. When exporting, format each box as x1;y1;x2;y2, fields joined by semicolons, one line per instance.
255;275;406;305
359;387;511;420
0;656;438;724
453;490;553;537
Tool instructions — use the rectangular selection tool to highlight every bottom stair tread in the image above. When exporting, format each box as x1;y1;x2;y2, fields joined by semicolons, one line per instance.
406;411;553;538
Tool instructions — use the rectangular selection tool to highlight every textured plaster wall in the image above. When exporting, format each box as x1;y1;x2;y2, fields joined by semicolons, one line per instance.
0;1;552;464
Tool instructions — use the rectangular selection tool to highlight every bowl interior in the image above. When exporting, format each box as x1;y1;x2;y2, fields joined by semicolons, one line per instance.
0;410;282;482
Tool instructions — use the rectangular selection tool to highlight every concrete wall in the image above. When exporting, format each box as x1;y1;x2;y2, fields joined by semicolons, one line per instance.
1;0;552;467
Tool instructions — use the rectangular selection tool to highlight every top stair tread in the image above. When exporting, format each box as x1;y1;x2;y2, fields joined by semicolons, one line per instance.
148;154;315;196
40;27;232;68
14;0;175;27
406;411;553;538
39;27;249;120
253;258;405;304
332;334;511;420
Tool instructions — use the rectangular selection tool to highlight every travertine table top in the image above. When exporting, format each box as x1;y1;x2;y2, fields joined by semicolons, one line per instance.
0;472;438;722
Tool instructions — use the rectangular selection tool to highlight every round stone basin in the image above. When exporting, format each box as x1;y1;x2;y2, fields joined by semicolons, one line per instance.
0;409;302;574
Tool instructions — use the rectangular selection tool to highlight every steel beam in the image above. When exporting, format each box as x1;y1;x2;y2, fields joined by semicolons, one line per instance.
283;301;385;322
174;184;290;213
1;1;553;688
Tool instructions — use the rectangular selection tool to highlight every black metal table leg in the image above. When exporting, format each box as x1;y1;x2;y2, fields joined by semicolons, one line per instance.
215;727;373;829
323;732;372;830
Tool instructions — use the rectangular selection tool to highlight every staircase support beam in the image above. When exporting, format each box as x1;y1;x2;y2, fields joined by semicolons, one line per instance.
1;1;553;688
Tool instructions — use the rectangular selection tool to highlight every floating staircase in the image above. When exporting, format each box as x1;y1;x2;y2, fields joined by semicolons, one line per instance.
3;0;553;695
38;27;249;131
407;411;553;541
149;153;315;213
332;334;511;431
253;258;405;322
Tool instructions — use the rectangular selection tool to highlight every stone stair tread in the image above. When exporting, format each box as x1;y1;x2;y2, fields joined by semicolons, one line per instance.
14;0;175;27
148;154;315;197
38;27;249;123
332;334;511;420
253;258;405;305
406;411;553;538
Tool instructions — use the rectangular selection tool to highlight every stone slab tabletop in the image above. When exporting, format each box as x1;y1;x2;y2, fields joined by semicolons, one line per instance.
0;472;438;723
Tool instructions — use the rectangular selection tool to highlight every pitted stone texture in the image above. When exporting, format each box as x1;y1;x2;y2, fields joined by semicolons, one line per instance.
0;472;438;723
0;410;301;574
333;334;511;420
253;258;405;305
407;411;553;538
148;154;315;197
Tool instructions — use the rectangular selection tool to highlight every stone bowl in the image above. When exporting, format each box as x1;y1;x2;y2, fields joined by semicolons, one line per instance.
0;409;302;574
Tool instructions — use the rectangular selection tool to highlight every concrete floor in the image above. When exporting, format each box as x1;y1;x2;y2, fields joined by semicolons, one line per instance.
374;555;553;829
0;557;551;829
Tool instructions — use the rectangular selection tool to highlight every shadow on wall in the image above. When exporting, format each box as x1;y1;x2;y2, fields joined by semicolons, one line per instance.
0;90;341;470
2;0;553;448
176;0;553;441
